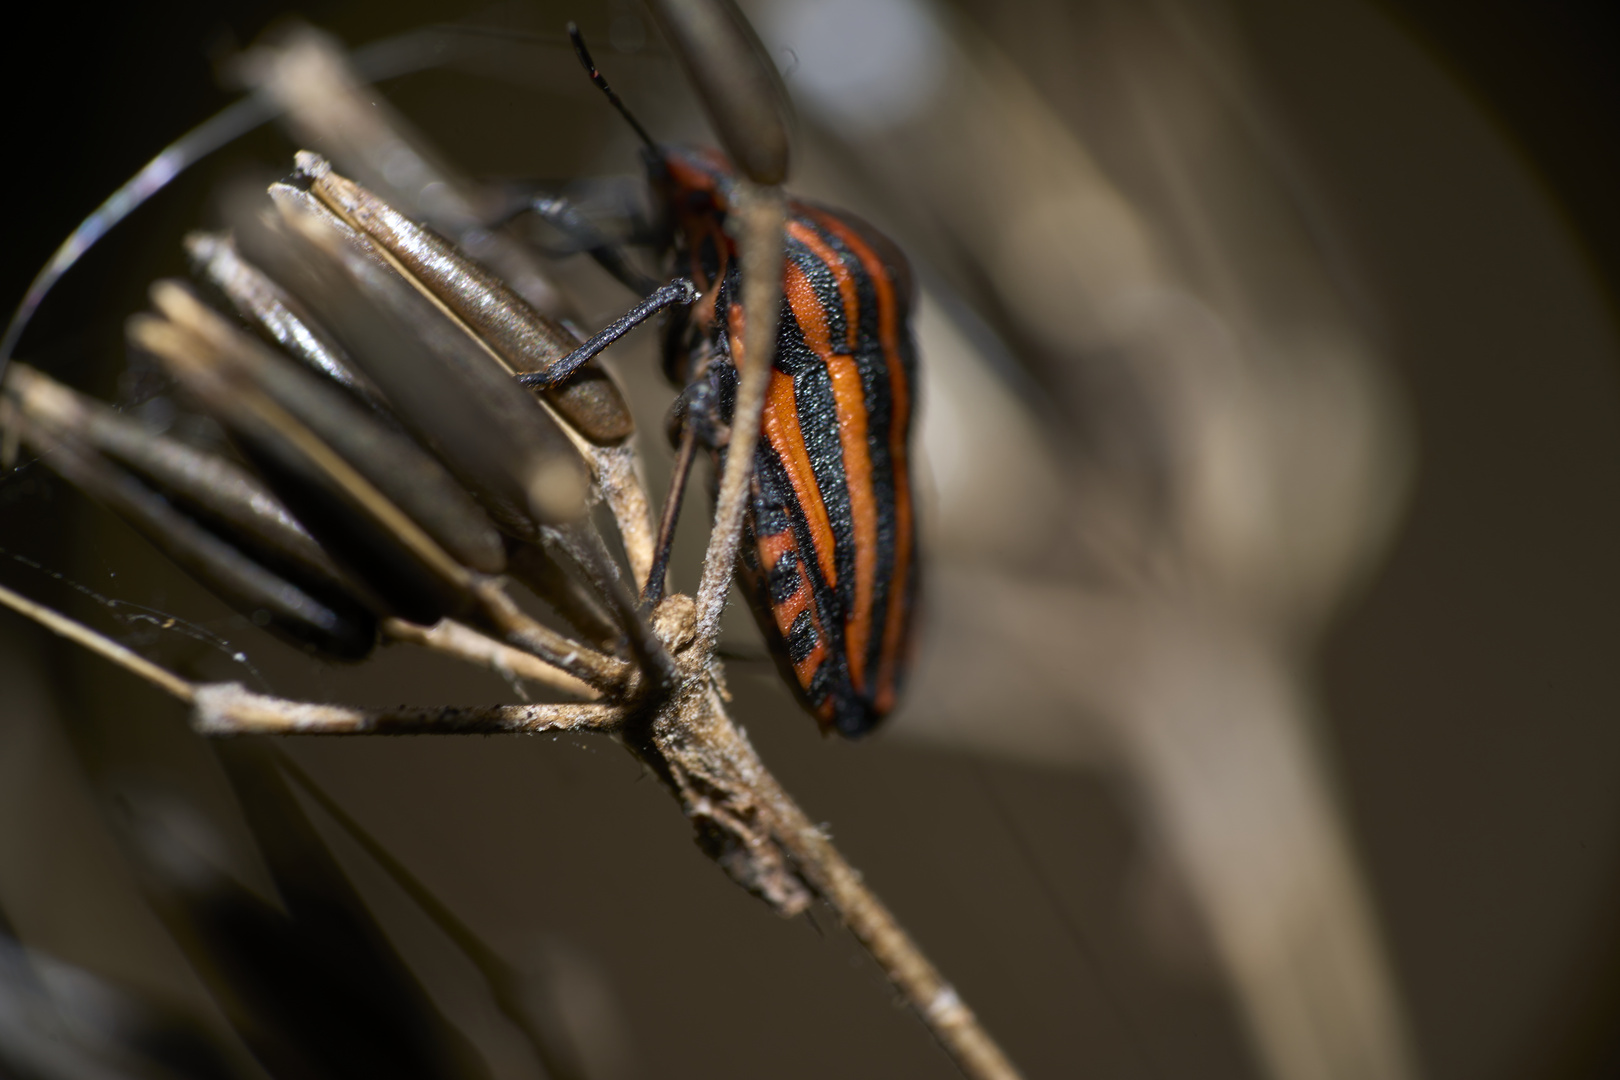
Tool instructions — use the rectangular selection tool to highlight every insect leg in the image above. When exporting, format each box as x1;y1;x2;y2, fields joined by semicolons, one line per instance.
642;369;728;606
642;423;699;606
517;278;696;390
528;194;663;297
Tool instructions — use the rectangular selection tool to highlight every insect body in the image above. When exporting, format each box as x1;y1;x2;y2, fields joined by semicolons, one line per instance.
654;148;920;738
555;30;921;738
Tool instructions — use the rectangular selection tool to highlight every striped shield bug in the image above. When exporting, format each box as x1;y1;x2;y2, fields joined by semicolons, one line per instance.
550;26;921;738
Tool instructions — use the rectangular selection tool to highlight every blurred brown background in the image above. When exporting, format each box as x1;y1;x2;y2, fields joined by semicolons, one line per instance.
2;1;1619;1078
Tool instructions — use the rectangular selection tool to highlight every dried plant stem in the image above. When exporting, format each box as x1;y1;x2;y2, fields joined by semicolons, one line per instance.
655;176;1021;1079
0;580;196;701
191;684;623;735
2;163;1021;1070
635;670;1024;1080
692;181;785;655
753;759;1021;1080
469;578;632;692
589;442;656;586
2;570;1021;1077
380;617;598;699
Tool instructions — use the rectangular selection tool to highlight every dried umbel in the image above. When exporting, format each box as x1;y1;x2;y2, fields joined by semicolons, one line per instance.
0;7;1020;1080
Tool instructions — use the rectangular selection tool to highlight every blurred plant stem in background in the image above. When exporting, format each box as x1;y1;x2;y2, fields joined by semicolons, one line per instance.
750;0;1415;1076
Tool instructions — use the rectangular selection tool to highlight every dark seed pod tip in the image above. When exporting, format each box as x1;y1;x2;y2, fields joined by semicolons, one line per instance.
644;0;791;185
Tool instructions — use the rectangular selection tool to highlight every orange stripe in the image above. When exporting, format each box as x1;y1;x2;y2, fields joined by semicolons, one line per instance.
763;549;829;686
729;296;839;594
745;531;822;693
757;491;834;693
759;535;809;624
806;209;914;712
775;584;811;633
824;356;876;691
779;242;880;691
788;220;860;352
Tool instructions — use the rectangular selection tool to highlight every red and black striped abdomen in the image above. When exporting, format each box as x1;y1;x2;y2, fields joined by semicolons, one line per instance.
716;203;919;737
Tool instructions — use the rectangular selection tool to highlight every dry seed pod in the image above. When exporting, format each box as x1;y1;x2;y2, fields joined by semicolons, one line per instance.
5;398;376;659
535;364;635;446
129;290;489;626
644;0;792;185
294;154;634;445
148;281;506;575
540;518;674;686
503;539;621;647
4;363;359;602
255;191;593;536
233;21;571;320
184;230;392;417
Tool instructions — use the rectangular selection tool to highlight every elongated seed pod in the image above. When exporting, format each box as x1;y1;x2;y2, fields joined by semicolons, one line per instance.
643;0;791;185
184;230;386;412
295;154;634;444
4;363;361;602
149;281;507;575
130;294;487;626
6;403;377;659
250;189;593;536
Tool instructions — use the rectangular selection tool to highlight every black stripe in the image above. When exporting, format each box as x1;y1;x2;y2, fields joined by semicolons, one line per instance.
785;608;818;665
768;546;801;605
795;211;909;692
807;656;841;713
750;455;794;538
753;442;844;667
777;234;857;616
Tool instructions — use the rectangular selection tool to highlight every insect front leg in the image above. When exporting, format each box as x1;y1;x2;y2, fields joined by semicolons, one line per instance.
525;192;665;298
515;278;697;392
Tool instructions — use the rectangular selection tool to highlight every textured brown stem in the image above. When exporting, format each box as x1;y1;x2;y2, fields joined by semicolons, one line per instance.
191;683;623;735
692;181;785;656
2;566;1022;1078
468;578;632;694
637;600;1025;1080
756;762;1024;1080
381;617;598;699
657;695;1024;1079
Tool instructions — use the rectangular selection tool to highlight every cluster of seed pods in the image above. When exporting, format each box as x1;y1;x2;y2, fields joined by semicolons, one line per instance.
0;0;800;713
8;148;685;700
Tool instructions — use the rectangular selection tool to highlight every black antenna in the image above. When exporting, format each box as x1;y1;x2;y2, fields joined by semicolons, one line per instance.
567;22;657;151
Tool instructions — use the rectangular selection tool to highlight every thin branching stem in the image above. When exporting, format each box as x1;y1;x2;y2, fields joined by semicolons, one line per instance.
469;578;632;694
753;764;1023;1080
632;173;1024;1080
2;515;1023;1078
190;684;624;735
692;181;785;657
0;69;1028;1070
589;442;657;587
380;617;598;699
644;676;1025;1080
642;423;698;605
